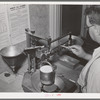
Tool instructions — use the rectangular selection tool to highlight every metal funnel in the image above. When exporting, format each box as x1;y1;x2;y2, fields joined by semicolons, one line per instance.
0;45;24;73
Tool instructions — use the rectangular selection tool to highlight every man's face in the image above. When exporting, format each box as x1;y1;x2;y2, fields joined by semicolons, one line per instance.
86;15;100;44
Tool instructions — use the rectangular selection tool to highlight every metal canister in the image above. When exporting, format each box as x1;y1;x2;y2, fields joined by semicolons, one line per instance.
40;61;55;85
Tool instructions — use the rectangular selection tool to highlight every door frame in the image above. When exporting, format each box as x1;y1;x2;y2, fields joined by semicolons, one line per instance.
49;5;61;47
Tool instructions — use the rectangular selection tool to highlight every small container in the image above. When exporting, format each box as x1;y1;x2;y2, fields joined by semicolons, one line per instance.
67;34;72;46
40;61;55;85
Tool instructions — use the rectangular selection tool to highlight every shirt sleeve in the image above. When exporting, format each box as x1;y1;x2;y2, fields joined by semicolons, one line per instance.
87;58;100;93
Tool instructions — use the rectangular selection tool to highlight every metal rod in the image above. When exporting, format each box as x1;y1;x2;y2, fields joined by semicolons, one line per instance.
50;32;71;43
27;54;31;73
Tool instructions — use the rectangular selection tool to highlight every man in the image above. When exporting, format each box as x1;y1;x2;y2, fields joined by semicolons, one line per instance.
64;5;100;93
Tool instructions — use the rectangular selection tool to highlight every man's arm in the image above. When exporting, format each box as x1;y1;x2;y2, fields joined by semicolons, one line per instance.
84;53;92;61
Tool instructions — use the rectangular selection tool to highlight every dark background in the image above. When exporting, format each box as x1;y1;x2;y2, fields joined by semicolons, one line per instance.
62;5;82;35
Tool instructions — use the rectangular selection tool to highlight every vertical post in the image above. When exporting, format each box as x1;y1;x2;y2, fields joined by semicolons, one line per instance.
25;28;32;73
49;5;61;48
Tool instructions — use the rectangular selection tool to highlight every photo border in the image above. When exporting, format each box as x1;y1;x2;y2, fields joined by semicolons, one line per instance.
0;0;100;99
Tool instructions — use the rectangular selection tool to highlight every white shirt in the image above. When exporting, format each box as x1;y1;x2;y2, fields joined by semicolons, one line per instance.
77;47;100;93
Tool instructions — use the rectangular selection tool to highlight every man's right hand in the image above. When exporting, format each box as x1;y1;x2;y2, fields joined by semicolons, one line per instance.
68;45;92;60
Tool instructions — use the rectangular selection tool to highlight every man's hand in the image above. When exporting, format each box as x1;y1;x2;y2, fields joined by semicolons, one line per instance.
61;45;92;60
69;45;92;60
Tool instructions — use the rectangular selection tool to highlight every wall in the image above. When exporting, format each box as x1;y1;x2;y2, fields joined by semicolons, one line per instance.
29;5;50;39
